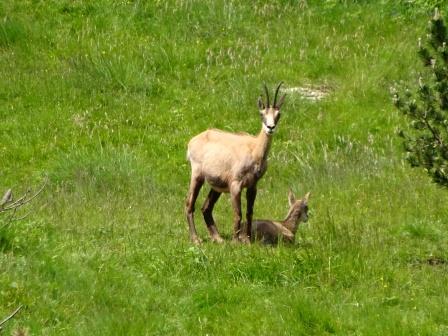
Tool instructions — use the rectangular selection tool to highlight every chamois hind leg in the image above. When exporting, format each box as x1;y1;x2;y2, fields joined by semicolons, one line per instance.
185;174;204;245
201;189;224;243
246;186;257;241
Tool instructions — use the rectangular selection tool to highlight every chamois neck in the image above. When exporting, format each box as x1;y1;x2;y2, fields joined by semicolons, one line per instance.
282;207;302;234
254;128;273;162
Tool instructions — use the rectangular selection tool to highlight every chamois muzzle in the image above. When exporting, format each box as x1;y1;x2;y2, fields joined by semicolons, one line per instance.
262;121;276;135
265;124;276;134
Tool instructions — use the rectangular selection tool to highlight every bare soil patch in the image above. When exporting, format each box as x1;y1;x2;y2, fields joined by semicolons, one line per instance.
283;84;331;101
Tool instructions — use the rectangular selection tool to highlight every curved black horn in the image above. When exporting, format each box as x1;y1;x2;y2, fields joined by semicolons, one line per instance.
273;81;283;107
263;83;270;107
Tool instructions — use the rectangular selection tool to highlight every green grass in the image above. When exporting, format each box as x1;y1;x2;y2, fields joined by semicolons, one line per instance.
1;0;448;335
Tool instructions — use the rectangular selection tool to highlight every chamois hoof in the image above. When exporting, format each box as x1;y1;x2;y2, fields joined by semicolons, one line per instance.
211;235;224;244
239;235;251;244
191;236;203;245
232;235;251;244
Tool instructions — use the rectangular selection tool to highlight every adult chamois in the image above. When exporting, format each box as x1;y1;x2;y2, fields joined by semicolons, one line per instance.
185;83;286;244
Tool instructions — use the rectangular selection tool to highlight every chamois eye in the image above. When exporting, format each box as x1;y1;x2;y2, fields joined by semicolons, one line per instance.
275;112;281;122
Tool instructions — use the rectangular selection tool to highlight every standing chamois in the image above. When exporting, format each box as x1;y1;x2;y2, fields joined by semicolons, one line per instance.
241;190;310;245
185;83;286;244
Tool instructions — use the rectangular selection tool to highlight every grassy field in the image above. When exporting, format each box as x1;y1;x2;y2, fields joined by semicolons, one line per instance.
1;0;448;334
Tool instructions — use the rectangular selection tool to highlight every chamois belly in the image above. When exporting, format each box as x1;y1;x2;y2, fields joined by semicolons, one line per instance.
204;162;266;193
206;175;230;193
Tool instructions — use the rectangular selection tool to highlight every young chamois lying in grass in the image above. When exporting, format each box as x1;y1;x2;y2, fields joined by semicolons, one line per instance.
240;190;310;245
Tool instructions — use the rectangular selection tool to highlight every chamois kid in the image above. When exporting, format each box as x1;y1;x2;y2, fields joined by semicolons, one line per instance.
185;83;286;244
242;190;310;245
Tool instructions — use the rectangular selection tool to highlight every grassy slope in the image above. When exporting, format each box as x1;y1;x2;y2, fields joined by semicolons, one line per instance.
1;0;448;335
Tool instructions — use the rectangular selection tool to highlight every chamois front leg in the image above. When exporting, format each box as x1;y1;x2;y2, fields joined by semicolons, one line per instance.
185;175;204;245
230;182;249;243
201;189;224;243
246;186;257;241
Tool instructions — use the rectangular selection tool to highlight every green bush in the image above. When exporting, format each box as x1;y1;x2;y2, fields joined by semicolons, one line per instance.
393;8;448;187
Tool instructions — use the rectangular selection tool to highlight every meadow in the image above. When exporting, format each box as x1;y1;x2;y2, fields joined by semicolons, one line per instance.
1;0;448;334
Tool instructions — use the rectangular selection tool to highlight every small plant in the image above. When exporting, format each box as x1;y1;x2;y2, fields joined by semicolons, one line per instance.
0;178;46;333
0;178;47;229
0;306;22;333
392;8;448;187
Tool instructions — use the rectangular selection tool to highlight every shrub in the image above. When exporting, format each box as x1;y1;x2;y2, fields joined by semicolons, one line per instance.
393;8;448;187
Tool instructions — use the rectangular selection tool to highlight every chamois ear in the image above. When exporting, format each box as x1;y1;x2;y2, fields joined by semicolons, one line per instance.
288;189;296;207
303;192;311;204
257;96;265;110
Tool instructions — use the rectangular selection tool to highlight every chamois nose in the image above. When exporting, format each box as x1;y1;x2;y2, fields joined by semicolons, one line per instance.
263;122;276;134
